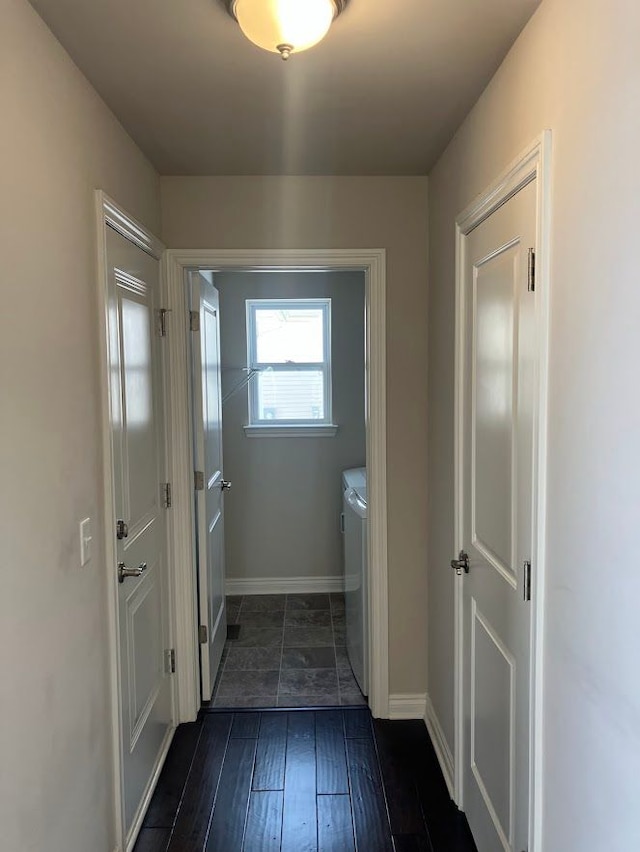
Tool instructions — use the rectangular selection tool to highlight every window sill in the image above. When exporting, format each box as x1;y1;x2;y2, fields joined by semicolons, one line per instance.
243;424;339;438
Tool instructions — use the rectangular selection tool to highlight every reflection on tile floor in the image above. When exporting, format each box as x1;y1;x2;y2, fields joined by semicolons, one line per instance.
209;593;367;708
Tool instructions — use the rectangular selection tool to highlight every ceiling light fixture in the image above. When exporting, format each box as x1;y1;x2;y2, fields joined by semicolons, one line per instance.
222;0;350;60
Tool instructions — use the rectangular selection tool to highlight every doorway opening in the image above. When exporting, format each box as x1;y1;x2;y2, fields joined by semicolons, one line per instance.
163;249;389;722
191;269;367;710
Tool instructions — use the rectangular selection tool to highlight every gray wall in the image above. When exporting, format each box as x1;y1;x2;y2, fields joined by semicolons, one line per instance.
1;0;160;849
216;270;365;581
161;176;429;696
427;0;640;847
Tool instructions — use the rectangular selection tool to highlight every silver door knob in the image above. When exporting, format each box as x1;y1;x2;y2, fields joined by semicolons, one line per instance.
116;519;129;540
118;561;147;583
450;550;470;575
221;479;232;491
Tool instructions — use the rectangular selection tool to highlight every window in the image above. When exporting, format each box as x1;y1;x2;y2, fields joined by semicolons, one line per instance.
246;298;335;434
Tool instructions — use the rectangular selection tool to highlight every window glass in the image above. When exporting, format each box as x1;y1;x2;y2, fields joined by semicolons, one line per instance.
247;299;331;425
254;307;325;363
256;370;325;421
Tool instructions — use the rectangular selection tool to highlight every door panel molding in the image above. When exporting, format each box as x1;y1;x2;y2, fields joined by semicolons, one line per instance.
470;599;515;849
127;571;162;751
453;133;551;852
95;192;176;852
472;539;517;589
163;248;389;721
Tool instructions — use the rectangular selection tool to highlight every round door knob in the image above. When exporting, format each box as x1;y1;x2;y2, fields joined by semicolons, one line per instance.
221;479;232;491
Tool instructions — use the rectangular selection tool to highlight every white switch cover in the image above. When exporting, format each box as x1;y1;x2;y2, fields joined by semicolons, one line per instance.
80;517;92;566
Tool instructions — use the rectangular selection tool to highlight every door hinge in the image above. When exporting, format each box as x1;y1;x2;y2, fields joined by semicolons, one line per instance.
161;482;172;508
198;624;208;644
164;648;176;674
158;308;171;337
190;310;200;332
194;470;205;491
527;248;536;292
523;560;532;602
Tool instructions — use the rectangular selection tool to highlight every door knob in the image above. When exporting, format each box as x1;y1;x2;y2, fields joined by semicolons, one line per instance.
116;519;129;540
450;550;470;575
118;561;147;583
221;479;232;491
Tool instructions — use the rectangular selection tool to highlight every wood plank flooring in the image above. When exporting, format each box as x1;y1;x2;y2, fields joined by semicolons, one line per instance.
134;708;476;852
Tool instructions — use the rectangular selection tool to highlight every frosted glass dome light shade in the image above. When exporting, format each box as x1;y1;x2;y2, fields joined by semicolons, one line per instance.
230;0;341;59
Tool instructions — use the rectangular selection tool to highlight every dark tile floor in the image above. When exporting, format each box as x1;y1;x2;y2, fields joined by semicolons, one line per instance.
134;708;478;852
211;593;366;708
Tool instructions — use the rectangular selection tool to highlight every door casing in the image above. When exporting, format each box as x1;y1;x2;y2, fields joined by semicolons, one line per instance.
453;133;551;852
95;192;177;852
163;248;389;721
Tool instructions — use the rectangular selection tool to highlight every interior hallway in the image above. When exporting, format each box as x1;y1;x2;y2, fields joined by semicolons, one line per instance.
5;0;640;849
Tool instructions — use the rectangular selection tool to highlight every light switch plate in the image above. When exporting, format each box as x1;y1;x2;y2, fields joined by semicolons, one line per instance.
80;517;92;566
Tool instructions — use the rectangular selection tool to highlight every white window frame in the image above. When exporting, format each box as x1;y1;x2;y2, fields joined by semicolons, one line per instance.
246;298;333;432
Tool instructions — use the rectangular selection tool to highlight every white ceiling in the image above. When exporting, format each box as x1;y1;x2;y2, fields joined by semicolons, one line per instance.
29;0;540;175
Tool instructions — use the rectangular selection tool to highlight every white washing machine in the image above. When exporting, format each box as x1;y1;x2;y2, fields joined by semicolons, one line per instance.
341;467;368;697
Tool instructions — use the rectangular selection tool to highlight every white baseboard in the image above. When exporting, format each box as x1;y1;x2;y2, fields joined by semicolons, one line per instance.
424;693;455;798
388;693;427;719
226;576;344;596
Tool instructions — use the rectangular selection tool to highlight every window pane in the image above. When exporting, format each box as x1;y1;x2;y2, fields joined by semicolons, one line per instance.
254;307;324;363
256;370;324;421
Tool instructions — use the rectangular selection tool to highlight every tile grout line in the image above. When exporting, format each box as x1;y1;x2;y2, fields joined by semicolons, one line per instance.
331;600;341;707
329;595;345;706
276;594;287;707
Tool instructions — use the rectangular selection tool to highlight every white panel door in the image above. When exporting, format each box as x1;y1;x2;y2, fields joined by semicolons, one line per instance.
460;180;537;851
189;271;227;700
106;226;172;838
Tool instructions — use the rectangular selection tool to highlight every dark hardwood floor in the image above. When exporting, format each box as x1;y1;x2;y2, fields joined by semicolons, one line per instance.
134;708;476;852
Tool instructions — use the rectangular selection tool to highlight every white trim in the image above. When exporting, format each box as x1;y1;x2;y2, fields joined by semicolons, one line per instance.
452;132;551;852
388;693;427;720
95;192;175;851
161;254;201;724
226;575;344;596
424;694;455;799
95;190;125;852
165;248;389;721
243;424;339;438
102;196;164;260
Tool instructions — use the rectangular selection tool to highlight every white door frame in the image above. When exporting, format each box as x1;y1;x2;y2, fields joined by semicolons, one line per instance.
163;248;389;721
453;133;551;852
95;192;177;852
